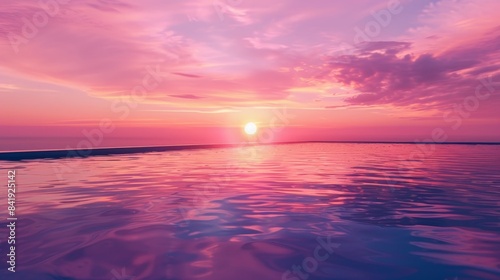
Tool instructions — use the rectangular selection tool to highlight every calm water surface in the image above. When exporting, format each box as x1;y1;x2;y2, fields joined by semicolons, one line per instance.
1;143;499;280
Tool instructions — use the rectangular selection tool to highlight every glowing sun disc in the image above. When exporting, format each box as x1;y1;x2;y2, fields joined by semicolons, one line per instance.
244;122;257;135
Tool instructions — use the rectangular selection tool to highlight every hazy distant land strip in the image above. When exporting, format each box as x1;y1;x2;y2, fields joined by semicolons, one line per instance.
0;141;499;161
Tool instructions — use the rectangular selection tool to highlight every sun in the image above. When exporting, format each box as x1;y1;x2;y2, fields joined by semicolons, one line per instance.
244;122;258;135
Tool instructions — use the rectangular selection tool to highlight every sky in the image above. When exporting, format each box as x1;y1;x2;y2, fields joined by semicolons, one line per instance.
0;0;499;150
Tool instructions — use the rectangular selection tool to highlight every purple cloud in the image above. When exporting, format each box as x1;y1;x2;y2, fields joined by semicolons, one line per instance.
324;36;499;109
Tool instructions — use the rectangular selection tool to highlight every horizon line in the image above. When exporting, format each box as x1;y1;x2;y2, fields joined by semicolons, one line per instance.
1;140;499;161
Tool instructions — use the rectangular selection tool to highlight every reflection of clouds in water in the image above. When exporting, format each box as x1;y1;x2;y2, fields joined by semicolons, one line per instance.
3;143;500;279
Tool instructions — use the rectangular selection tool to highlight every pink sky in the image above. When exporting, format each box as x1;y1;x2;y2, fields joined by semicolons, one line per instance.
0;0;499;150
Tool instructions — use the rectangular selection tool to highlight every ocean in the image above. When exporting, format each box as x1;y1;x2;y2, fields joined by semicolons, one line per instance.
0;143;499;279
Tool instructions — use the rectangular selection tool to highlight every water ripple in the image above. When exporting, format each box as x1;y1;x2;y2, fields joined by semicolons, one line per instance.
0;143;499;279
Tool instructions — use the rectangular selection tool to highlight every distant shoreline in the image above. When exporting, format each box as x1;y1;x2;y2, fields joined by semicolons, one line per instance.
0;141;499;161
